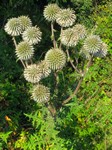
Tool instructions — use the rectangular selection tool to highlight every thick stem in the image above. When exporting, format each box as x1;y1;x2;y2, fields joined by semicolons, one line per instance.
51;22;56;48
62;57;93;105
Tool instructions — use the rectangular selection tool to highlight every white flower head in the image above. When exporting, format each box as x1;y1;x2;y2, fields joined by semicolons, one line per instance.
22;26;42;45
56;8;76;27
31;84;50;103
4;18;23;36
60;28;79;47
16;41;34;60
45;48;66;70
24;64;42;83
44;4;60;22
18;16;32;31
83;35;102;54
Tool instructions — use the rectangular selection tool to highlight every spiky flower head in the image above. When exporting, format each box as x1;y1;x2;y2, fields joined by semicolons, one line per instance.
18;16;32;31
56;8;76;27
44;4;60;22
16;41;34;60
4;18;23;36
22;26;42;45
93;42;108;57
83;35;102;54
73;24;86;40
31;84;50;103
80;46;91;60
24;64;42;83
45;48;66;70
60;28;79;47
37;60;51;78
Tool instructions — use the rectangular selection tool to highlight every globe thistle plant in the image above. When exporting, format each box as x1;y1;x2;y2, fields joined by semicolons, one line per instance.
73;24;86;40
38;60;51;78
4;18;23;36
31;84;50;103
44;4;60;22
18;16;32;31
83;35;102;54
16;41;34;60
22;26;42;45
45;48;66;70
60;28;79;47
24;64;43;83
56;8;76;27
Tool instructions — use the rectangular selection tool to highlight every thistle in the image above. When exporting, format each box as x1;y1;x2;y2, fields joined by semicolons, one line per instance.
24;64;43;83
31;84;50;103
60;28;79;47
83;35;102;54
18;16;32;31
45;48;66;70
44;4;60;22
16;41;34;60
4;18;23;36
56;8;76;27
22;26;42;45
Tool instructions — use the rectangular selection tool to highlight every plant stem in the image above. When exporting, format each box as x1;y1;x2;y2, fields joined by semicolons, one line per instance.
62;57;93;105
51;22;56;48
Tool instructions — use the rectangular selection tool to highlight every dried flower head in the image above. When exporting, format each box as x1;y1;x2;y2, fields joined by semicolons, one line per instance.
18;16;32;31
4;18;23;36
31;84;50;103
24;64;42;83
60;28;79;47
44;4;60;22
45;48;66;70
16;41;34;60
93;42;108;57
83;35;102;54
73;24;86;40
37;60;51;78
22;26;42;45
56;8;76;27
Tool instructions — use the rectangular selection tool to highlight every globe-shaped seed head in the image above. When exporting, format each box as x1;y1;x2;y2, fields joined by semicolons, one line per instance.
56;8;76;27
22;26;42;45
83;35;102;54
18;16;32;31
16;41;34;60
45;48;66;70
73;24;86;40
44;4;60;22
60;28;79;47
93;42;108;57
24;64;42;83
31;84;50;103
4;18;23;36
38;60;51;78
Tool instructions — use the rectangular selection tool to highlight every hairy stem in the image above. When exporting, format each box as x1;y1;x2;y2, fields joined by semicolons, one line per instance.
51;22;56;48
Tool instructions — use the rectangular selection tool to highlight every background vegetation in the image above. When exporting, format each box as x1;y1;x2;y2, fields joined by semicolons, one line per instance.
0;0;112;149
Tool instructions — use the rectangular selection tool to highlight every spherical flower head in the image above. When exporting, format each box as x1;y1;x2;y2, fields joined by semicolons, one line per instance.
38;60;51;78
4;18;23;36
22;26;42;45
24;64;42;83
16;41;34;60
60;28;79;47
56;8;76;27
83;35;102;54
18;16;32;31
44;4;60;22
45;48;66;70
73;24;86;40
93;42;108;57
31;84;50;103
